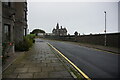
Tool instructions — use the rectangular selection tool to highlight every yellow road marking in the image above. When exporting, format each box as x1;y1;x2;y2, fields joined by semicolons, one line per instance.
47;42;91;80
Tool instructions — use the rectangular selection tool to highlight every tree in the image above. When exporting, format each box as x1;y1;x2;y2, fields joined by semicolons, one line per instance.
74;31;78;36
30;29;45;34
74;31;78;42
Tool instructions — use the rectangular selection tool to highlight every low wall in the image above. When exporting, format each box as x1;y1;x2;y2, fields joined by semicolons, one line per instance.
45;33;120;48
77;33;119;48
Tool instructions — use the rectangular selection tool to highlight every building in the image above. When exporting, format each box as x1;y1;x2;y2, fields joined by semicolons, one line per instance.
52;23;67;36
45;33;53;36
0;1;2;54
0;1;2;79
118;1;120;32
2;2;27;56
38;33;45;37
14;2;28;44
2;2;16;55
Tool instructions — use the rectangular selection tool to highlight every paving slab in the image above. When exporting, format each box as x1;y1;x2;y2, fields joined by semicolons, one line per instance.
33;72;49;78
28;67;41;73
3;74;18;78
14;68;28;73
18;73;33;78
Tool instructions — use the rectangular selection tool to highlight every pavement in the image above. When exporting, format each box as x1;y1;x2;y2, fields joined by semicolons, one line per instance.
2;52;24;72
2;39;73;78
46;40;119;78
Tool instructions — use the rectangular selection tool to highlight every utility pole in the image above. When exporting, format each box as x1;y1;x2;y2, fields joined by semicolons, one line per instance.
104;11;107;46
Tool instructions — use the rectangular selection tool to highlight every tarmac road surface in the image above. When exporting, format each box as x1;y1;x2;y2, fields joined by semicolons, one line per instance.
44;39;119;78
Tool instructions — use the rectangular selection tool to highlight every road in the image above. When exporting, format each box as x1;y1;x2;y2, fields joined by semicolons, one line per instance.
39;39;119;79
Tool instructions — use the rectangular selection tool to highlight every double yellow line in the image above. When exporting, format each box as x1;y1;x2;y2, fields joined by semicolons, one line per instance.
47;42;91;80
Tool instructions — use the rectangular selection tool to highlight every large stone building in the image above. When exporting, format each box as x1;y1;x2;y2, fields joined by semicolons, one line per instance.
52;23;67;36
0;1;2;79
118;1;120;32
2;2;27;56
14;2;28;44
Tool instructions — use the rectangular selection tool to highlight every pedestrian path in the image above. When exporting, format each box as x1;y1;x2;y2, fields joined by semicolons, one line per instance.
3;39;73;78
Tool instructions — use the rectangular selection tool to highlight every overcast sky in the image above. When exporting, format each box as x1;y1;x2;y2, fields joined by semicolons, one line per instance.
28;1;119;35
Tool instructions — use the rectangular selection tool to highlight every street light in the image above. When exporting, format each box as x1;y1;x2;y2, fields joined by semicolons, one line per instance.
104;11;106;46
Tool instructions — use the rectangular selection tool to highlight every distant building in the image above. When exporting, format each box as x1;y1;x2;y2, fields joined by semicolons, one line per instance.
52;23;67;36
38;33;45;37
45;33;53;36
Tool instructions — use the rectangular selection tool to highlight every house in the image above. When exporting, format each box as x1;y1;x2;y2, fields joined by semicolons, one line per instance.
52;23;67;36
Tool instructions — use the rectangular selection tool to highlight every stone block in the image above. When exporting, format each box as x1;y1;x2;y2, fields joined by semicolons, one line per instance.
51;59;60;63
54;66;66;71
48;72;63;78
47;63;63;67
13;63;25;68
3;74;18;78
49;71;72;78
0;17;1;22
34;72;49;78
24;64;37;68
36;63;46;67
41;60;51;63
0;22;2;43
41;66;54;72
18;73;33;78
3;66;16;75
14;68;28;73
59;71;72;77
28;67;41;73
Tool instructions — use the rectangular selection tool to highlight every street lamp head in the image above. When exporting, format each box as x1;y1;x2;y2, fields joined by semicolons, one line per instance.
104;11;106;13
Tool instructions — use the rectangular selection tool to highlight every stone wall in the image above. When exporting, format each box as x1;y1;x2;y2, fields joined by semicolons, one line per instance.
45;33;120;48
76;33;119;48
118;1;120;32
14;2;27;44
0;1;2;79
2;2;16;55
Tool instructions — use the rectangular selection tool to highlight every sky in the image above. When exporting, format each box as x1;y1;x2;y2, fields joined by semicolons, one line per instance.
28;0;119;35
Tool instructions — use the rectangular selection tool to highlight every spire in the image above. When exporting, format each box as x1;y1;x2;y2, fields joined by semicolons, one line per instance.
56;23;59;29
61;26;62;29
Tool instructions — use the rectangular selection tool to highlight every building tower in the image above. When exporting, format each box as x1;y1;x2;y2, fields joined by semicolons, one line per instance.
56;23;59;29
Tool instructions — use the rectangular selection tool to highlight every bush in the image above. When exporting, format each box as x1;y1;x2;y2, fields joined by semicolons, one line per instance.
15;36;34;51
26;34;36;43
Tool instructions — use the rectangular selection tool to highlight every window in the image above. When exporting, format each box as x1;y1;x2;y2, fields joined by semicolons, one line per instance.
4;2;11;7
4;24;10;41
24;28;26;36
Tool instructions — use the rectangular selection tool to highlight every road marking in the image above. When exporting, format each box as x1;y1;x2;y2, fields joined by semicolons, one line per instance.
47;42;91;80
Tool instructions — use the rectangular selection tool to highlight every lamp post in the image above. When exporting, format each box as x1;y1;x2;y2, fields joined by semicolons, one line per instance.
104;11;106;46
